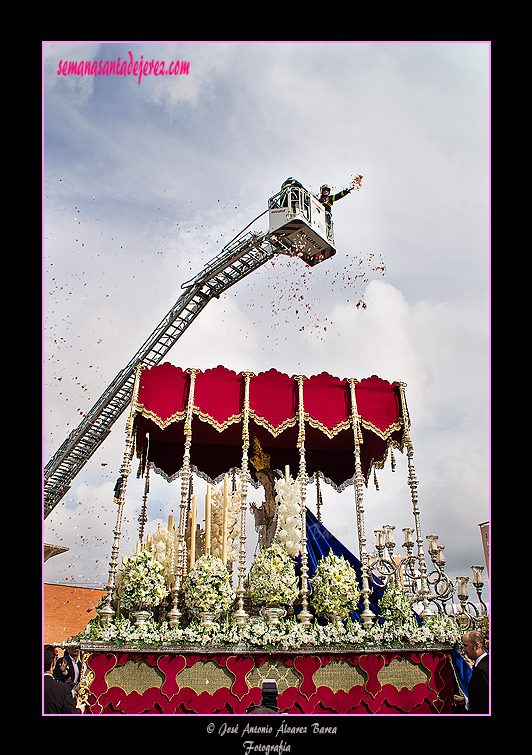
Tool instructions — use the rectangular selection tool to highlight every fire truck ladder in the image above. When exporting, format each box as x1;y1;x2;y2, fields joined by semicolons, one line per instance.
44;229;296;518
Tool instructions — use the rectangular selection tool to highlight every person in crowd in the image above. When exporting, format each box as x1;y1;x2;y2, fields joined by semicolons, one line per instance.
54;644;83;692
453;630;489;713
44;645;84;714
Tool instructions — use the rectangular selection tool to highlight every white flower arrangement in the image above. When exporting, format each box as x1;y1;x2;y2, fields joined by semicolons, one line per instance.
274;476;302;557
367;613;461;647
210;483;241;563
81;611;460;649
182;554;234;614
118;549;168;611
247;542;299;607
310;550;361;619
378;580;412;624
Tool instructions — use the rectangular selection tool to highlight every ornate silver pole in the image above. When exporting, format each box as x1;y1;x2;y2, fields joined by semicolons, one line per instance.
98;365;143;625
347;378;375;626
295;375;312;625
138;454;151;543
398;381;432;620
167;367;200;628
233;371;254;627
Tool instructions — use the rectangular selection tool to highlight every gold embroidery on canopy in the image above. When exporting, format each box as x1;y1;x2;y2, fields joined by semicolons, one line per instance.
136;403;187;430
360;418;403;441
249;410;298;438
192;407;243;433
305;414;352;439
135;407;402;443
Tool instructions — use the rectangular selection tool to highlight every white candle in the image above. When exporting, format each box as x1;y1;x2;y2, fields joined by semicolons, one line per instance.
402;528;414;544
189;496;197;569
136;540;141;553
167;515;174;532
472;566;484;586
222;474;229;564
285;465;290;482
205;485;211;556
146;533;153;551
457;576;469;598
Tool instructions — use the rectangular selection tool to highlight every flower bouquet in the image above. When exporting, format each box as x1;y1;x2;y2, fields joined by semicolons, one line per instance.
274;476;302;557
247;541;299;613
118;549;168;619
310;550;361;621
378;580;412;623
182;554;234;621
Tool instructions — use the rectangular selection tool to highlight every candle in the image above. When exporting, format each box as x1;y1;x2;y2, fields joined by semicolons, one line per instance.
456;576;469;599
136;540;141;553
402;528;414;544
285;465;290;482
471;565;484;586
375;529;385;548
167;515;174;532
189;496;197;569
146;533;153;551
205;485;211;556
222;474;229;564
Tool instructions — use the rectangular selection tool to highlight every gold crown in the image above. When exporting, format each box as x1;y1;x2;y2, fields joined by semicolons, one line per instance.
250;437;271;472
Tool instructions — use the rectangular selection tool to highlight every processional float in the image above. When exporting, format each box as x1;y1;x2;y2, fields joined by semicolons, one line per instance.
97;362;454;629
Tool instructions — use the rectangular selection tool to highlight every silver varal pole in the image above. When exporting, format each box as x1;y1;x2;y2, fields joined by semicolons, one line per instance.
98;365;144;625
348;378;375;626
398;381;433;620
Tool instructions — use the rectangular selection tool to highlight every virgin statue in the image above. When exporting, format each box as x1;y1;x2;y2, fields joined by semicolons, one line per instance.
249;437;281;548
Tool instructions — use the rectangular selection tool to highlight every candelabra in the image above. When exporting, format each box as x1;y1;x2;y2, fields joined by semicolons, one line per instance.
455;565;488;631
426;535;488;628
370;526;420;598
425;534;455;616
370;526;488;630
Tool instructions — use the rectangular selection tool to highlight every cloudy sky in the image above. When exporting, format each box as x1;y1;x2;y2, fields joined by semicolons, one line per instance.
43;42;490;605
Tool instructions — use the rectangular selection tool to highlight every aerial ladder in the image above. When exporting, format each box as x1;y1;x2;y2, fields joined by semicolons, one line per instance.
44;182;337;518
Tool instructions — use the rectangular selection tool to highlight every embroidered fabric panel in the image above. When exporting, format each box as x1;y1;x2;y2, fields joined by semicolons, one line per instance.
134;364;405;488
85;650;454;715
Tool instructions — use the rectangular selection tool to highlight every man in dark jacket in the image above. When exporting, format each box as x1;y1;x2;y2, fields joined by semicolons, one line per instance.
317;183;352;211
453;631;489;713
317;178;360;239
54;645;83;688
44;645;83;714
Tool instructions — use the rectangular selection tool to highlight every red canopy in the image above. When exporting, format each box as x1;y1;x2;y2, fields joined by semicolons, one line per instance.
134;363;405;490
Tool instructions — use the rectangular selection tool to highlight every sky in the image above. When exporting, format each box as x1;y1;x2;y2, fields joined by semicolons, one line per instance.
43;41;490;609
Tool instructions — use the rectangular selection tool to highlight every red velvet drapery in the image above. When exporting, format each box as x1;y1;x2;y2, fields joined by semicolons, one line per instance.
85;649;454;715
134;364;405;489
